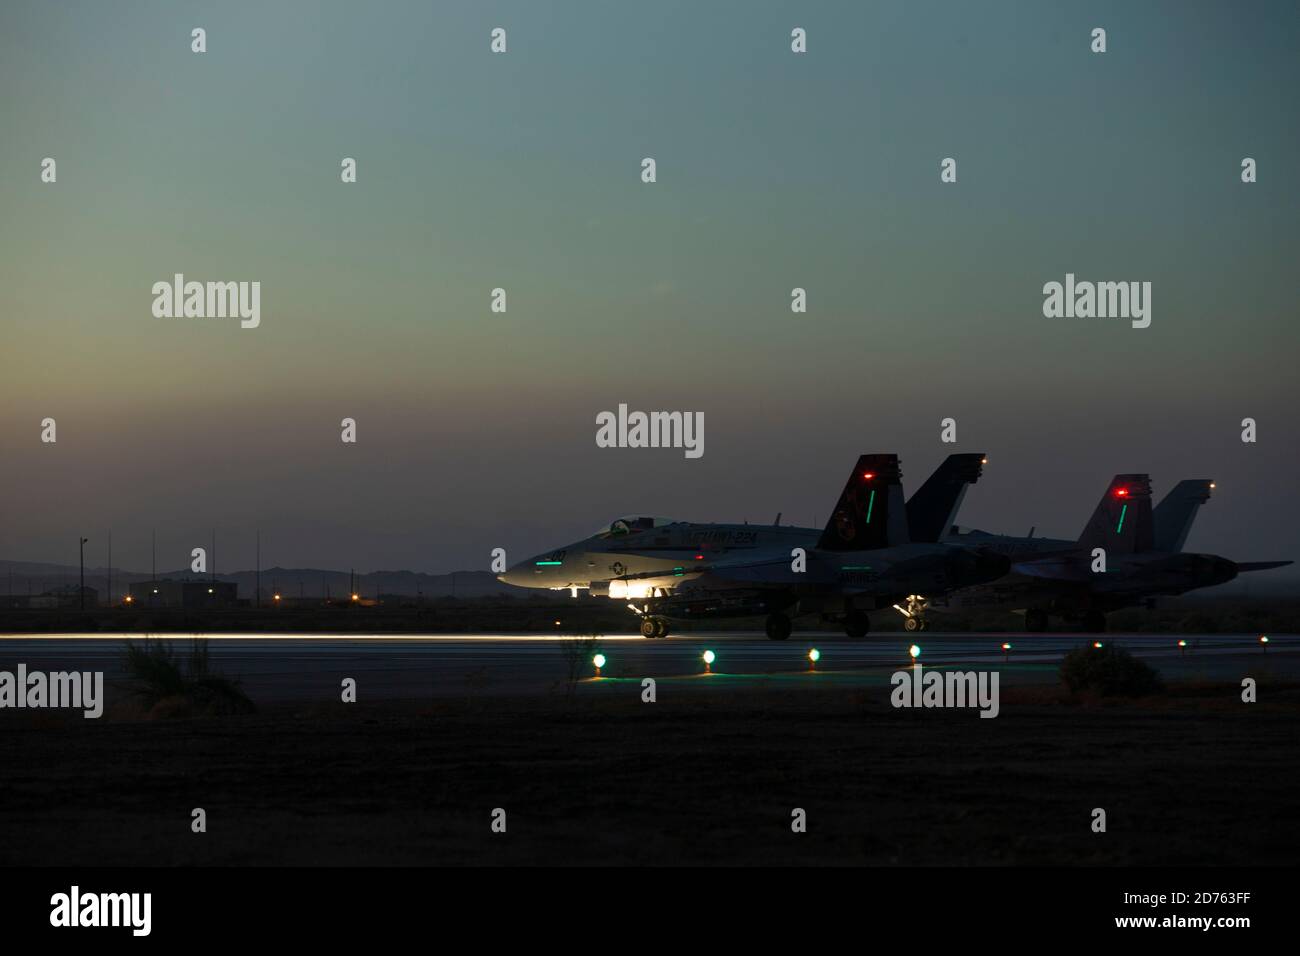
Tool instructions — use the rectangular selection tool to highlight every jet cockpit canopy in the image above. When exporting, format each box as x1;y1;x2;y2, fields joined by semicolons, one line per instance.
592;516;678;538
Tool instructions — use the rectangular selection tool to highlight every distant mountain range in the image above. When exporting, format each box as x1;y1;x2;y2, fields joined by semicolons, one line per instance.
0;557;1294;603
0;559;530;601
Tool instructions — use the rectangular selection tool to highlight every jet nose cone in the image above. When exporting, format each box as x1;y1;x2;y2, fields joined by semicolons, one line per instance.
497;563;531;587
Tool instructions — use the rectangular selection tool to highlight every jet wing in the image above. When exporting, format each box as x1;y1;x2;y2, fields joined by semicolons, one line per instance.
682;557;897;594
1005;557;1091;582
688;556;815;586
612;553;792;583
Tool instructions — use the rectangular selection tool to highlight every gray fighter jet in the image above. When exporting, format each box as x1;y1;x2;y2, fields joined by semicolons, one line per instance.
498;454;1009;638
931;475;1291;632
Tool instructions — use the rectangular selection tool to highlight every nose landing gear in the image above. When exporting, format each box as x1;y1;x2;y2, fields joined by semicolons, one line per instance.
893;594;930;632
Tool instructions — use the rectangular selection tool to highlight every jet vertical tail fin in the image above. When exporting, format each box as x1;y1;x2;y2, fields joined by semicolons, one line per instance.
1153;479;1213;553
905;453;986;543
816;454;909;551
1077;474;1154;555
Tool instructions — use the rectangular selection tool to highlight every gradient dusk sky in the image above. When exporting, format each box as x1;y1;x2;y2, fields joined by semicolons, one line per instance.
2;0;1297;576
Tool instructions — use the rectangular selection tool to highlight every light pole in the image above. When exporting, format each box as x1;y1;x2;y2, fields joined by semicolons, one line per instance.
79;537;89;610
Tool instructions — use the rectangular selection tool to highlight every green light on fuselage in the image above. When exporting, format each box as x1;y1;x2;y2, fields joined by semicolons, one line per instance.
1116;504;1128;534
535;561;563;566
865;489;876;523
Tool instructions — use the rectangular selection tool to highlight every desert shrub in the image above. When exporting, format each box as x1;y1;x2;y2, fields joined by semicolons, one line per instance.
1059;642;1164;697
557;634;604;695
122;637;255;716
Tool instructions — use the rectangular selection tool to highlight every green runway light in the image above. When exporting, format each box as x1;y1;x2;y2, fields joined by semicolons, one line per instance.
592;654;606;669
908;644;921;659
702;649;716;665
1260;635;1270;644
1093;641;1104;649
865;489;877;523
1115;504;1128;534
808;648;821;663
535;560;563;566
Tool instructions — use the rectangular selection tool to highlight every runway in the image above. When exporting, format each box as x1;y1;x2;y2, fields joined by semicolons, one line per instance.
0;631;1292;703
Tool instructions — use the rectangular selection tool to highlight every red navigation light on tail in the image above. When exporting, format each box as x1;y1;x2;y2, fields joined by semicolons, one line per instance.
1079;474;1153;554
817;454;907;552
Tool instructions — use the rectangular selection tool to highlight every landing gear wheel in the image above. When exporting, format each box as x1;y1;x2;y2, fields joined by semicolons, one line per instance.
894;594;931;633
1082;610;1106;633
640;618;660;638
655;619;670;639
765;612;792;641
844;610;870;638
1025;609;1049;632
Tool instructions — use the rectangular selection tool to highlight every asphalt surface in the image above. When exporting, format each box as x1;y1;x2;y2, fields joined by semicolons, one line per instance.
0;631;1292;703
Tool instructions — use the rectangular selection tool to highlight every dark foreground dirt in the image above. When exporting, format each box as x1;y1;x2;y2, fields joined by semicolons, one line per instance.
2;682;1296;866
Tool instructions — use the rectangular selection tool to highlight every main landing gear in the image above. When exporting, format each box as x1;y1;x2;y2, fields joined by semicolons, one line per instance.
893;594;930;632
844;610;870;638
765;612;792;641
640;617;670;638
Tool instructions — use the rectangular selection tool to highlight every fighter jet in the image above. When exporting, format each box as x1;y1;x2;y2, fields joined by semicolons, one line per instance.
930;474;1291;632
498;453;1009;638
499;452;986;592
